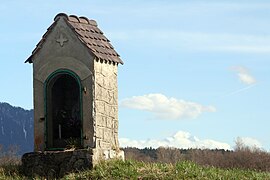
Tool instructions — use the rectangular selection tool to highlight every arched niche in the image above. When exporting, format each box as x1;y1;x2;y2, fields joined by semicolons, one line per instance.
45;69;83;150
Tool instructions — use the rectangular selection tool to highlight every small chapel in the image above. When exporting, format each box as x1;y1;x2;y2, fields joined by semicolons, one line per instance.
22;13;124;177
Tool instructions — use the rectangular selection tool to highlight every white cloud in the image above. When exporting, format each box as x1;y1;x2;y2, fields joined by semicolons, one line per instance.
232;66;256;85
236;137;263;149
120;131;231;150
120;93;216;120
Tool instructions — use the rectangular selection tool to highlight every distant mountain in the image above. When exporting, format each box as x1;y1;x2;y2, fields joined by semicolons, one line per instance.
0;102;33;154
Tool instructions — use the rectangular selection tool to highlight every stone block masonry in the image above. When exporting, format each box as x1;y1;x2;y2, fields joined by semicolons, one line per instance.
22;149;93;178
94;61;120;150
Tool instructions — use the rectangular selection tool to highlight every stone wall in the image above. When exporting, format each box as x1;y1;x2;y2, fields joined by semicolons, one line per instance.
94;61;119;151
22;149;93;178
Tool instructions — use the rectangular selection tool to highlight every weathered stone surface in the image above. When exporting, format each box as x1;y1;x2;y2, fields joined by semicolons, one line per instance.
106;117;112;128
113;121;118;132
96;127;103;139
100;141;111;149
103;128;111;142
96;101;105;114
22;150;93;178
103;149;125;160
94;60;120;152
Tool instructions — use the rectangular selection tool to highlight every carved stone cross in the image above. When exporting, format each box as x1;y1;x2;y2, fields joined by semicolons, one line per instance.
56;33;68;47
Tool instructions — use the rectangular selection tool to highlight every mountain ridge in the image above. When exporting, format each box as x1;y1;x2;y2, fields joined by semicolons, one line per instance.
0;102;33;154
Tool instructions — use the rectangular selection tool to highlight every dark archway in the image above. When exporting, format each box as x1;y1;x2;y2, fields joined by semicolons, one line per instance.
45;70;82;150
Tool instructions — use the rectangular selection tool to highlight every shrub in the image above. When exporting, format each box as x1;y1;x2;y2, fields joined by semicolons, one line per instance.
123;146;270;172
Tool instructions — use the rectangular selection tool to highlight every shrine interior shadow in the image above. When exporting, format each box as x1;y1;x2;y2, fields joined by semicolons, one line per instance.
46;71;82;150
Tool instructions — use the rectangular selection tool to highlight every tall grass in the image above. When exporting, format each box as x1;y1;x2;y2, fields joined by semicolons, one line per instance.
0;145;21;166
124;144;270;172
64;159;270;180
1;156;270;179
1;143;270;179
0;145;25;179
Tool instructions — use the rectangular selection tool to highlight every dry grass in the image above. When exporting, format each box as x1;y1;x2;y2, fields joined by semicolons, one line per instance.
187;147;270;171
64;159;270;180
124;145;270;172
0;144;270;179
0;144;21;166
0;145;24;179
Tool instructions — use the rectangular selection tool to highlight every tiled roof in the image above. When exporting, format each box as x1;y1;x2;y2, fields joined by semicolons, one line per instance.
25;13;123;65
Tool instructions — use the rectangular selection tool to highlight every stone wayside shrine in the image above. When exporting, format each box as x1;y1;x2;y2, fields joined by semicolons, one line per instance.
22;13;124;177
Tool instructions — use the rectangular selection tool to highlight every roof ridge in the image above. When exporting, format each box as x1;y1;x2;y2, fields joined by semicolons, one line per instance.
54;13;97;27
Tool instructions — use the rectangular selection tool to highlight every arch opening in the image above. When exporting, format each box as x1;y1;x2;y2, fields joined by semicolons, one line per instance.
46;71;82;149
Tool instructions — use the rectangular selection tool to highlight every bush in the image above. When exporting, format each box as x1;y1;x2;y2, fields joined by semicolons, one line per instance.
123;146;270;172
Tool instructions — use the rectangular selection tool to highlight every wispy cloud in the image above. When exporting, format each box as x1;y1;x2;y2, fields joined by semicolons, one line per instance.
221;66;257;97
120;93;216;120
232;66;256;85
120;131;231;150
224;84;257;97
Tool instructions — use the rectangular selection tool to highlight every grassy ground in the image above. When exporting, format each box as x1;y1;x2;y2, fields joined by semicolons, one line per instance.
1;160;270;179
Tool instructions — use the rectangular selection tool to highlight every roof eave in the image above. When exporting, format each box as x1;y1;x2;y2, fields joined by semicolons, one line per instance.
25;55;33;63
24;20;58;64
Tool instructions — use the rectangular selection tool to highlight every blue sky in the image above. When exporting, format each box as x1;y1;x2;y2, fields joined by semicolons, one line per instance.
0;0;269;150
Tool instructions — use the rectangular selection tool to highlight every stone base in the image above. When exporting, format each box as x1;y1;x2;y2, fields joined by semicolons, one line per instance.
21;148;125;178
22;149;93;178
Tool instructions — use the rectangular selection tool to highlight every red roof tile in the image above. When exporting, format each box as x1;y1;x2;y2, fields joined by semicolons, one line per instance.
25;13;123;65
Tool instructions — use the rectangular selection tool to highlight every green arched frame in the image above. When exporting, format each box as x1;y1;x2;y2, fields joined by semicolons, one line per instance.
44;69;83;150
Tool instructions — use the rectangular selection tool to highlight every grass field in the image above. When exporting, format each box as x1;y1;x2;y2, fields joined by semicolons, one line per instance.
1;159;270;179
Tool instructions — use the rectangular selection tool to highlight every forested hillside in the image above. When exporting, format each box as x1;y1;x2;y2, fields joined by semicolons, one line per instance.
0;102;33;154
